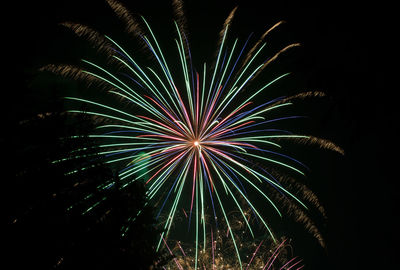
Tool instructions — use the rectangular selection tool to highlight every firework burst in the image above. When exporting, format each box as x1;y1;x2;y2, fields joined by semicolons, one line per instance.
161;211;305;269
42;0;343;268
164;220;304;270
167;238;304;270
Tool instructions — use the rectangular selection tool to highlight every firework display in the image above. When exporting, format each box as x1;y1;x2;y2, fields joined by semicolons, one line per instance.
41;0;343;268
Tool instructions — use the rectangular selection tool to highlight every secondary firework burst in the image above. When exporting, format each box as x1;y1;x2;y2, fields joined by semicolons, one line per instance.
163;211;304;269
42;0;343;268
166;239;304;270
164;231;303;269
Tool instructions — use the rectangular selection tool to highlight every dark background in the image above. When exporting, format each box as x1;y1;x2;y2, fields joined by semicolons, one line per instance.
4;0;396;269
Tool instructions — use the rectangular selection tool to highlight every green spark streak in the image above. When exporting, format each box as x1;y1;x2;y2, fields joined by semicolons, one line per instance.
173;22;193;115
195;172;199;270
96;123;173;136
66;94;185;137
105;34;175;106
113;23;191;134
205;142;247;153
106;90;186;134
120;148;184;182
228;138;282;148
218;38;238;88
82;59;143;102
210;180;243;270
105;35;180;115
68;193;94;212
209;73;291;137
121;204;147;237
104;155;143;165
207;157;254;238
85;147;160;178
242;151;304;175
240;103;293;123
228;43;267;97
146;67;185;121
206;63;264;128
203;38;238;124
141;17;177;91
82;196;106;215
207;154;277;239
66;109;175;139
81;63;167;123
156;159;190;251
66;136;174;175
200;116;228;139
214;43;266;115
241;73;291;106
200;63;206;119
261;135;310;139
206;148;282;216
102;36;185;127
245;101;291;121
140;18;192;126
147;153;187;199
64;163;100;176
147;149;191;199
243;165;309;210
82;72;152;117
175;37;194;119
201;43;267;128
111;55;156;94
112;55;178;116
65;97;139;122
205;25;229;116
199;170;206;251
230;134;310;149
67;109;138;127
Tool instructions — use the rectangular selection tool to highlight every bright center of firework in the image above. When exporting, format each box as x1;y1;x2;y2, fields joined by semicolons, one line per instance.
193;140;200;147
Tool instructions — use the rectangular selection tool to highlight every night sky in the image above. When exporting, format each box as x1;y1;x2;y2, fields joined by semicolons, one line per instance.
4;0;396;269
